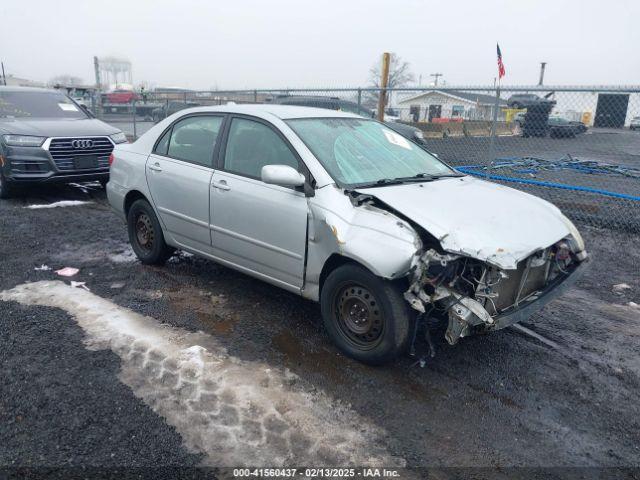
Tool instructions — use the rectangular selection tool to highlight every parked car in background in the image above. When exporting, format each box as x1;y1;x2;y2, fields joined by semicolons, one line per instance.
0;86;127;198
107;104;587;365
548;116;587;138
630;117;640;131
104;89;138;104
152;101;201;123
270;95;428;147
270;95;373;117
507;93;556;109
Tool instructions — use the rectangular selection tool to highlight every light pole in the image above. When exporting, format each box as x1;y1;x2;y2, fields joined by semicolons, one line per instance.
430;73;443;86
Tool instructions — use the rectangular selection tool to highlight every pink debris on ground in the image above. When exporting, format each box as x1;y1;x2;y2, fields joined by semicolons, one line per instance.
55;267;79;277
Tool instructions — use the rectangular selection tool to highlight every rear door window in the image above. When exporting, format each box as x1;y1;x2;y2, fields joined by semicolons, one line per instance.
167;116;224;167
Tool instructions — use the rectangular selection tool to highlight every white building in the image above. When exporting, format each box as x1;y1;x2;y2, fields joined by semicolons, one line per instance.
396;90;506;123
548;90;640;127
395;88;640;127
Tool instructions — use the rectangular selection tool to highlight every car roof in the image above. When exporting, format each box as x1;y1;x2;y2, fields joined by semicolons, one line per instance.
177;104;362;120
0;85;60;94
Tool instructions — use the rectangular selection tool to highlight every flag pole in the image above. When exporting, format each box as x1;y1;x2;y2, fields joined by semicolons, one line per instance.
487;66;502;174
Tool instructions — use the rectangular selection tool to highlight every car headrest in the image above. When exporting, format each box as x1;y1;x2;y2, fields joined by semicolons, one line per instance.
175;128;214;146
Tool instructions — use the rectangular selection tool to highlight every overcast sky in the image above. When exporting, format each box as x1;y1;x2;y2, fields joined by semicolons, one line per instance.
1;0;638;89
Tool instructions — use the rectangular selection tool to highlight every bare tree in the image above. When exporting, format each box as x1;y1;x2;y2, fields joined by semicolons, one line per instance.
366;53;415;109
369;53;415;89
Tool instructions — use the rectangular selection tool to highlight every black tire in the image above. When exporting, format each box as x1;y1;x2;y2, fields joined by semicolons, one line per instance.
320;263;413;365
127;199;174;265
0;172;16;199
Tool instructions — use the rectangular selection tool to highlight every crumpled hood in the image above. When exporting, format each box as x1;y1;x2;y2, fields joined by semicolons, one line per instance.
357;176;571;270
0;118;120;137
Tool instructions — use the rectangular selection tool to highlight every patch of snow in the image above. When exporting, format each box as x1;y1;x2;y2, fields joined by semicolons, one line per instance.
25;201;92;210
34;265;51;271
107;246;137;264
70;281;90;291
0;281;403;468
168;250;195;263
613;283;632;292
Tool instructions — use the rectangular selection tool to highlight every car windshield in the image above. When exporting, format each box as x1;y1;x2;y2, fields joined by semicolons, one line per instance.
0;91;88;119
287;118;456;187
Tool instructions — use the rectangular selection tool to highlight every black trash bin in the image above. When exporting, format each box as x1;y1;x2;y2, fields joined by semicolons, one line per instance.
522;102;555;137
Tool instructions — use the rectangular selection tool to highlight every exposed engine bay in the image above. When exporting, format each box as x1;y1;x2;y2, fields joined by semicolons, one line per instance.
404;241;587;345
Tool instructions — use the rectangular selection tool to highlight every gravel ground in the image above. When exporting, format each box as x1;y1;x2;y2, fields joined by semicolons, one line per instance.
1;183;639;477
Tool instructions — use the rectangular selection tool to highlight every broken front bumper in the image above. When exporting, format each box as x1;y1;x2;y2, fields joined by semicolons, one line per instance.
488;260;588;331
444;259;589;344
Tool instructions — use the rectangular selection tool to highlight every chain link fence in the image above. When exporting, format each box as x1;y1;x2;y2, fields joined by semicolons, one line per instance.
92;85;640;234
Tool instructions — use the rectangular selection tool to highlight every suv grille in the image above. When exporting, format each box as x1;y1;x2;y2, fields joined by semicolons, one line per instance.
48;137;114;171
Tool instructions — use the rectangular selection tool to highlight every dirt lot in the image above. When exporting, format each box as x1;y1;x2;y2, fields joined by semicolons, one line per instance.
1;183;639;477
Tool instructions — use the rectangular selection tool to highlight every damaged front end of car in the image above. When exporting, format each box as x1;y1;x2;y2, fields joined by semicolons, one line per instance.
404;239;588;346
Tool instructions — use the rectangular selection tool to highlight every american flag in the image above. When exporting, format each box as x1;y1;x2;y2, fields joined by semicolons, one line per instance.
497;43;506;79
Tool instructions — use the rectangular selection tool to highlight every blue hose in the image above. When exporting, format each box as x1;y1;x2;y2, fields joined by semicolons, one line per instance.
456;166;640;202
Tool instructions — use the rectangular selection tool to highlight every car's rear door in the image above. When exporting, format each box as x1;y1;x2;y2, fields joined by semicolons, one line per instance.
146;114;225;252
208;116;308;291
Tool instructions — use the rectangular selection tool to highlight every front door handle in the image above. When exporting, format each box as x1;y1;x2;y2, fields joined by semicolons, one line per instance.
211;180;230;191
148;162;162;172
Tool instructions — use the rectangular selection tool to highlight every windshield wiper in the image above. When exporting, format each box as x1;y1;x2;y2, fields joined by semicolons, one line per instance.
353;178;405;188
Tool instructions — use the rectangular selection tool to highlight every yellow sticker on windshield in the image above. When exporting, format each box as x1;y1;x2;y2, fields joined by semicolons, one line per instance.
383;130;412;150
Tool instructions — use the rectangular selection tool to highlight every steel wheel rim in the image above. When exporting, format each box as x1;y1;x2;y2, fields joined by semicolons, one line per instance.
135;213;154;251
333;283;384;349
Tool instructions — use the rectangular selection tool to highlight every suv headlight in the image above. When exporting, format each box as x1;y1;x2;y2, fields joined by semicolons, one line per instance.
413;130;424;140
2;135;46;147
110;132;128;144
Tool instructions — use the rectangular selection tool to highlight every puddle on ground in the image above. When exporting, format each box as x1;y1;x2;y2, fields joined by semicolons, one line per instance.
0;281;404;468
52;240;137;265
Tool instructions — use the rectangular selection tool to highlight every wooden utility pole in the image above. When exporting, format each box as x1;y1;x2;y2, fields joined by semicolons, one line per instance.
430;73;443;86
93;56;103;116
377;52;390;122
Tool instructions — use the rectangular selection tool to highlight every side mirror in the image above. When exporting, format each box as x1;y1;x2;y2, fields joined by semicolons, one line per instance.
261;164;305;187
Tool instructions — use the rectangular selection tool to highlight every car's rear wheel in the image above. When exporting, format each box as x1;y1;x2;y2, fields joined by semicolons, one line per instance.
127;199;174;265
320;263;413;365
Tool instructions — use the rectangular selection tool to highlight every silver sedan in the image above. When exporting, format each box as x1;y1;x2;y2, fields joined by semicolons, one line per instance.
107;105;588;365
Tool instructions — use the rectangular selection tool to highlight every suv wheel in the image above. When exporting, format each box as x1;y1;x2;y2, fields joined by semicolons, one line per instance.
127;199;174;265
320;263;413;365
0;172;16;199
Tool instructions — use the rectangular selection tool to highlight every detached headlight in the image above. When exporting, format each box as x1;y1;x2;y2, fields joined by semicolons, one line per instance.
2;135;46;147
110;132;128;144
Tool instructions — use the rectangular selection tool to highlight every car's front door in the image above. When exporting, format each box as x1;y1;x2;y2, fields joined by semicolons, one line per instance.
146;114;224;252
209;116;308;291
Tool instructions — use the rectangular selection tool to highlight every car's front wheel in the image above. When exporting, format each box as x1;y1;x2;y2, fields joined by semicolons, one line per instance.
0;172;16;199
127;199;174;265
320;263;413;365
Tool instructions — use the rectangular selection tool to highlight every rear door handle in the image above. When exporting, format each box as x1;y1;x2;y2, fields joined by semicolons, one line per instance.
211;180;230;191
148;162;162;172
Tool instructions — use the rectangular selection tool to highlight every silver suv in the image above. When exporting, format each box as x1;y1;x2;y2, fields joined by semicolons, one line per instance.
107;105;587;364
